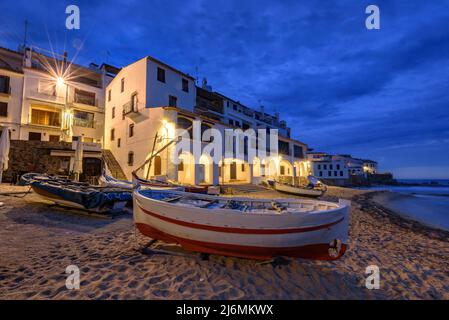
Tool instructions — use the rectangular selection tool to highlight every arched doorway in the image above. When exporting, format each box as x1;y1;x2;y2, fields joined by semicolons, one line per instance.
199;154;213;184
253;157;261;177
177;152;195;185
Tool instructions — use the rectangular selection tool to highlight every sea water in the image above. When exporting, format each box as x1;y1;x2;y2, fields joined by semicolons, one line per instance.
361;179;449;232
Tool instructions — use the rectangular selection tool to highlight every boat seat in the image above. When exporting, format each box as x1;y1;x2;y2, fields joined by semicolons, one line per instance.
161;196;183;203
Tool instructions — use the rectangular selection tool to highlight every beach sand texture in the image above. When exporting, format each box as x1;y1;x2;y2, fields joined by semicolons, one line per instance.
0;184;448;300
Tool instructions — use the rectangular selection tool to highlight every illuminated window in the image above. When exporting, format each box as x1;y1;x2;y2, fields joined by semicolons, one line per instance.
31;108;61;127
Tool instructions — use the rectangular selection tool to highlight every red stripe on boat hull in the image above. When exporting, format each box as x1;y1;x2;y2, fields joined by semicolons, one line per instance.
135;223;347;260
138;205;344;235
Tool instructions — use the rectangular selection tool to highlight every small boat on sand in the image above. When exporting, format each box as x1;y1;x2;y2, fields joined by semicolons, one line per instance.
268;176;327;198
133;187;350;260
31;180;132;213
99;170;208;194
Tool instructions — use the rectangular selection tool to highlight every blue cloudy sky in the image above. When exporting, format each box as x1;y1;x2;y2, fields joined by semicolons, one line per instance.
1;0;448;178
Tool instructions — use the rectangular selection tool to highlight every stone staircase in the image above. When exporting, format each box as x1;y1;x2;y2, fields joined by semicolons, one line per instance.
102;149;127;180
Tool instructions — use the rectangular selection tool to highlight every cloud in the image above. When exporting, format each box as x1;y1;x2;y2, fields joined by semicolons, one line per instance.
1;0;448;177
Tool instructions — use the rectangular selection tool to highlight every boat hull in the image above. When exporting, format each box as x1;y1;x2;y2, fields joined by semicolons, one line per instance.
133;190;350;260
274;182;324;198
31;184;87;210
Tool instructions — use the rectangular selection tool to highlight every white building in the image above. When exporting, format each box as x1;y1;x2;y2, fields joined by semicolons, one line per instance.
104;57;309;185
0;46;119;180
0;46;116;143
306;152;349;184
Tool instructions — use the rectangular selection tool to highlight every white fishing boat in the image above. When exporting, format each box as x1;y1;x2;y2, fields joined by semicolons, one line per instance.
99;172;134;189
133;187;350;260
268;176;327;198
269;181;326;197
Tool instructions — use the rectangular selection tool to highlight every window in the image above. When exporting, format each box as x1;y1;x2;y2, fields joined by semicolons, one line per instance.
110;128;115;141
129;123;134;137
127;152;134;166
0;75;10;94
112;107;115;119
108;89;111;101
330;164;333;170
229;119;234;125
226;101;230;108
340;171;343;177
0;102;7;117
328;171;332;176
157;67;166;83
74;88;96;106
233;104;237;110
72;136;79;142
280;166;285;175
235;121;240;127
334;171;337;176
319;171;323;177
73;110;94;128
337;164;340;170
121;78;125;93
49;135;59;142
31;109;61;127
323;164;327;170
182;79;189;92
278;140;290;156
317;164;321;170
178;160;184;171
117;138;121;148
28;132;42;141
241;163;245;172
169;95;177;107
294;145;304;158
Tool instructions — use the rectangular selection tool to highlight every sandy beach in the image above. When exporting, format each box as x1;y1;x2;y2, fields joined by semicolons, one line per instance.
0;184;448;300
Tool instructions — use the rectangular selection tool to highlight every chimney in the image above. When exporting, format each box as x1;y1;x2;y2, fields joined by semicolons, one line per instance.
23;47;32;68
201;78;212;92
63;51;68;70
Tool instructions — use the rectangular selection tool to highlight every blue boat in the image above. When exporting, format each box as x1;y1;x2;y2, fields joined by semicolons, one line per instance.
30;179;132;213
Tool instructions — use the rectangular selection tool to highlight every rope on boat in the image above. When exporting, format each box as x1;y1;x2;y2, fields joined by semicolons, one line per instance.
0;186;33;198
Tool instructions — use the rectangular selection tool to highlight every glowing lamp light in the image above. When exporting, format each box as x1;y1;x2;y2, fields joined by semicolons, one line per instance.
56;76;65;87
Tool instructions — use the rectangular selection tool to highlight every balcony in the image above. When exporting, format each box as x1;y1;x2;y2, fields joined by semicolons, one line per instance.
73;117;95;129
123;100;140;117
29;88;65;105
71;89;98;107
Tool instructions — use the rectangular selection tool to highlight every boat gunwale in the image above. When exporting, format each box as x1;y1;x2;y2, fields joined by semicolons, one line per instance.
134;187;349;217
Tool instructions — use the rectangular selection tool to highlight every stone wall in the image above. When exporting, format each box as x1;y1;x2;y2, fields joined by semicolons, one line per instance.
3;140;74;182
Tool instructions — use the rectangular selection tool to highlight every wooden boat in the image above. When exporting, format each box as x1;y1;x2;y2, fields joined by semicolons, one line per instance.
269;180;326;198
99;171;134;189
19;172;63;186
31;179;133;213
131;172;208;193
133;187;350;260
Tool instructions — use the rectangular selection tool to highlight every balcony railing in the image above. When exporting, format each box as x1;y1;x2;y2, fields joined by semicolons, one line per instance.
123;100;139;116
73;94;98;107
73;117;95;128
